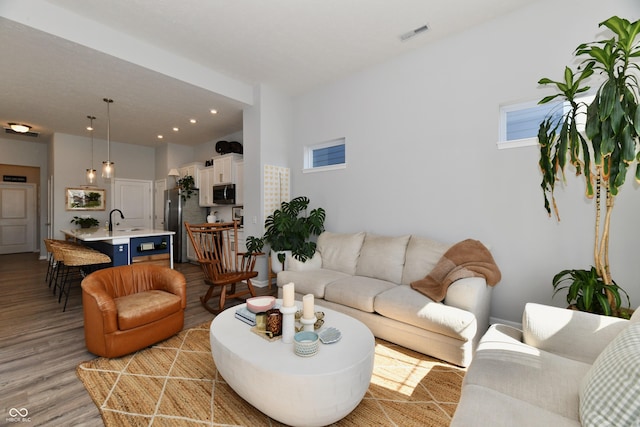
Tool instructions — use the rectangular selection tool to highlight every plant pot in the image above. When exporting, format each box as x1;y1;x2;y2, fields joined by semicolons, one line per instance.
270;250;291;274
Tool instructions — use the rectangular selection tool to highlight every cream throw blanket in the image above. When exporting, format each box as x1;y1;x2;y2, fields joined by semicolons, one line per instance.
410;239;501;302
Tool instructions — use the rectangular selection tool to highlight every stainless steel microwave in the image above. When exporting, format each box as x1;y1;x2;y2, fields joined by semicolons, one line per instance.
213;184;236;205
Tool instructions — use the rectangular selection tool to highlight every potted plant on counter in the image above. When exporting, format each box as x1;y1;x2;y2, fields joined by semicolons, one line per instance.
537;16;639;317
246;196;326;273
70;216;100;229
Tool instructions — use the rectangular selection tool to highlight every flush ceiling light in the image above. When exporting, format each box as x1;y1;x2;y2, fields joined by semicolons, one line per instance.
9;123;31;133
102;98;115;180
210;109;218;115
86;115;97;185
172;127;179;132
157;135;164;139
190;119;197;124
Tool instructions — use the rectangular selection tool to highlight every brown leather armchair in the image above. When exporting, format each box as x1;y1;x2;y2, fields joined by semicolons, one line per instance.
81;264;187;358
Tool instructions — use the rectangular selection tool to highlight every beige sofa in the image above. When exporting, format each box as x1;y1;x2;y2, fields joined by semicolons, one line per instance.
277;231;495;367
451;303;640;426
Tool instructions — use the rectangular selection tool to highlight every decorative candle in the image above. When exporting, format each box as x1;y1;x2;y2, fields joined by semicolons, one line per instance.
303;294;314;319
282;282;295;307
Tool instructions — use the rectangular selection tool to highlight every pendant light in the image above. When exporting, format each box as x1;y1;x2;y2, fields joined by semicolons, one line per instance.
86;115;97;185
102;98;115;179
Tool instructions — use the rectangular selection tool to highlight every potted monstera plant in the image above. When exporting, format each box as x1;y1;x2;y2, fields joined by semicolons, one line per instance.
537;16;639;317
246;196;326;273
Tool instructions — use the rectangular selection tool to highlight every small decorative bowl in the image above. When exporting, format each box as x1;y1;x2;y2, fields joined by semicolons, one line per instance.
294;331;319;357
246;296;276;313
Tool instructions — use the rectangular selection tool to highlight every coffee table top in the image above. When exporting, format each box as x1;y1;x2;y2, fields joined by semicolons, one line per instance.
210;300;375;375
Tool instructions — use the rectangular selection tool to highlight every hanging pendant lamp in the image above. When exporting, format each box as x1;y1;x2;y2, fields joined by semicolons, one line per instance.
86;115;97;185
102;98;115;179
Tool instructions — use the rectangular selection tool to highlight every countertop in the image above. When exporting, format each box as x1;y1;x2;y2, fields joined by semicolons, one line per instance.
61;227;175;242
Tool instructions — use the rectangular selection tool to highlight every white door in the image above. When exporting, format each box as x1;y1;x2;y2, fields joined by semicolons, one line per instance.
114;179;152;229
0;183;37;254
154;179;166;230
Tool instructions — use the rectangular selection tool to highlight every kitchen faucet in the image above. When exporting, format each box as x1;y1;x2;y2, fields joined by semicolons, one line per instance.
108;209;125;232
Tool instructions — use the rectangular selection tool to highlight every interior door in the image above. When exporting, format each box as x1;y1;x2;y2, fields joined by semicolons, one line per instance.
0;183;36;254
154;179;166;230
114;179;152;229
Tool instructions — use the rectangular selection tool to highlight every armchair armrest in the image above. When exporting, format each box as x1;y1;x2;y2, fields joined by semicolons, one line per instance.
153;268;187;309
522;303;630;364
81;277;118;334
444;277;492;342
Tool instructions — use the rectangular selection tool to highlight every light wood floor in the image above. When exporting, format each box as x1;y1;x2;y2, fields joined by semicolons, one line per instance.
0;252;275;426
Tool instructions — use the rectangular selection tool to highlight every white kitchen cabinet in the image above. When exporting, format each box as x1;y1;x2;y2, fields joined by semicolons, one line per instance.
186;235;197;262
179;162;204;188
198;167;216;207
213;154;242;185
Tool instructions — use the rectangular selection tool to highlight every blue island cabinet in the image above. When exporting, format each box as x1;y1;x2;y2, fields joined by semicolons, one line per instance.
129;235;171;267
61;228;175;268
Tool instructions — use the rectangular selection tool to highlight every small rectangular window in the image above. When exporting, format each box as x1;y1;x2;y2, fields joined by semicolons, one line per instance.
498;100;562;149
304;138;346;172
498;95;594;150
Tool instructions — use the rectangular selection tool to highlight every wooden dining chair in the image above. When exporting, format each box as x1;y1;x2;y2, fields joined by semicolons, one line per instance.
184;221;261;313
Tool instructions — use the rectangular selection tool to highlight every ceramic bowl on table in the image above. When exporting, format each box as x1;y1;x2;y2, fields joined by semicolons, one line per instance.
246;296;276;313
294;331;319;357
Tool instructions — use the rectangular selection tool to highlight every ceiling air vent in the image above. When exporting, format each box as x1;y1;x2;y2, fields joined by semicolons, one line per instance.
400;24;430;42
4;128;39;137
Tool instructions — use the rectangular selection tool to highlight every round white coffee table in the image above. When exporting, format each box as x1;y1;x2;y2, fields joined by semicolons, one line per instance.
210;301;375;427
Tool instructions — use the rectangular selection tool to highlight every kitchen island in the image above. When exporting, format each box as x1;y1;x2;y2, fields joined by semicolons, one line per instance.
61;228;175;268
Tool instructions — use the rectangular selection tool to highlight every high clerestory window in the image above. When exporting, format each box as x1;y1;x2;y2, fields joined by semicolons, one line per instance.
304;138;346;172
497;95;593;149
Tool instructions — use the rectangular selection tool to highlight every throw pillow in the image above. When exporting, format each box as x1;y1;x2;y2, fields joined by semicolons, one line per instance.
579;322;640;427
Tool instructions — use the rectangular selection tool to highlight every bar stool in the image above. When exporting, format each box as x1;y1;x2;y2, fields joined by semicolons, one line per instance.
57;246;111;311
44;239;82;288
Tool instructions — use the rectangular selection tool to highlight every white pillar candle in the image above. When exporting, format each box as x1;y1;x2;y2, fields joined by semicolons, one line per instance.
303;294;314;319
282;282;295;307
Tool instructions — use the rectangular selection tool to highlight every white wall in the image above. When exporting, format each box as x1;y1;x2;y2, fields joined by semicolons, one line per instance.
292;0;640;323
51;133;155;240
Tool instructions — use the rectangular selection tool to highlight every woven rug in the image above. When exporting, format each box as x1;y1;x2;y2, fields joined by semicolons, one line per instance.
77;322;465;426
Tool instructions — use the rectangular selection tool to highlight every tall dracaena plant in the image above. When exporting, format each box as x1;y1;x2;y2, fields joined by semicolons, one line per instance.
538;16;640;314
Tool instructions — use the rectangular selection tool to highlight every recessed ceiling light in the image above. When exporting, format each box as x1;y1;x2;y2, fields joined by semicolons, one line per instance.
157;135;163;139
173;127;179;132
210;109;218;115
399;24;429;42
190;119;197;124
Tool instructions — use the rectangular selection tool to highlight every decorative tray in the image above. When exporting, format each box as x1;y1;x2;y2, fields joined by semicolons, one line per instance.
318;327;342;344
250;326;281;342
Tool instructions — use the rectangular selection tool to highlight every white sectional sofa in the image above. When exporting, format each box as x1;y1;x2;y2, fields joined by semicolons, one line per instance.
276;231;496;367
451;303;640;426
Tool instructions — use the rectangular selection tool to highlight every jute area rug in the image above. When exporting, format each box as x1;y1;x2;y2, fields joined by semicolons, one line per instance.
77;322;466;426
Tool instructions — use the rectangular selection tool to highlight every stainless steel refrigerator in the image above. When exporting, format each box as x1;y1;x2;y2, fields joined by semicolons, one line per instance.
164;188;206;263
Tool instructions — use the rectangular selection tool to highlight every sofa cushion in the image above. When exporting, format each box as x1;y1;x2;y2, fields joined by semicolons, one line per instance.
400;235;451;286
451;384;580;427
317;232;365;275
355;234;410;284
277;269;349;298
374;285;476;341
114;290;182;331
579;322;640;427
466;324;591;421
287;251;322;271
324;276;397;313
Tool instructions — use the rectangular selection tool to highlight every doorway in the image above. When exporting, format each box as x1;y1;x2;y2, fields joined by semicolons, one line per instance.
114;179;152;229
0;183;37;254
